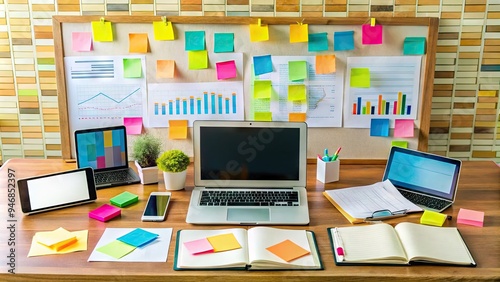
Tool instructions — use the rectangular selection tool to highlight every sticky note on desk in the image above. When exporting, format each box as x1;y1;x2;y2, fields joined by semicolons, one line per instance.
184;238;214;255
29;229;88;257
206;233;241;252
117;228;158;247
266;239;310;262
110;191;139;208
457;208;485;227
97;240;136;259
420;210;448;227
36;227;77;251
89;204;121;222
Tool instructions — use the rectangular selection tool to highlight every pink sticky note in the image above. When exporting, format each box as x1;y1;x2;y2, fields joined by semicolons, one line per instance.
89;204;121;222
457;208;484;227
394;119;414;137
123;117;143;135
183;238;214;255
72;32;93;52
216;60;237;80
362;24;383;45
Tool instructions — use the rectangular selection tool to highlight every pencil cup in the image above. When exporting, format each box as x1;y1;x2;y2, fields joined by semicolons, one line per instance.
316;159;339;183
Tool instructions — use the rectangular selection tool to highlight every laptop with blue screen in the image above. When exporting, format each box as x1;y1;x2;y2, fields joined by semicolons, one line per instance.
383;147;462;212
74;125;140;189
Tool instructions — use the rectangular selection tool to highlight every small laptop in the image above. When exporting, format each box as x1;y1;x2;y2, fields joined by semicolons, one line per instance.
74;125;140;189
186;120;309;225
382;147;462;212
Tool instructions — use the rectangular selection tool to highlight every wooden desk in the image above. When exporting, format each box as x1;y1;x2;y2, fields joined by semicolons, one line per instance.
0;159;499;281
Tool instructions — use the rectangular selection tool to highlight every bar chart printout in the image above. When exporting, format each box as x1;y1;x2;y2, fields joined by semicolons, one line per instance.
148;82;244;127
343;56;422;128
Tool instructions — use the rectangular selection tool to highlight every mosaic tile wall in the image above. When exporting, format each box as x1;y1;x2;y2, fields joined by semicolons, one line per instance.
0;0;499;164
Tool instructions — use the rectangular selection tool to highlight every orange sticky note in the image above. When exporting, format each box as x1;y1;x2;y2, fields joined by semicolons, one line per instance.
316;54;336;74
168;120;188;139
266;239;310;262
36;227;78;251
157;60;175;78
289;112;306;122
206;233;241;252
129;33;148;53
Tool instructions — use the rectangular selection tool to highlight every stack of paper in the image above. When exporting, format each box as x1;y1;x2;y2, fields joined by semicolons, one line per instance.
28;227;88;257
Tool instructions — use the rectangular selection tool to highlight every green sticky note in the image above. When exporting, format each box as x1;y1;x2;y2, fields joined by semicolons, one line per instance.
288;61;307;81
392;141;408;148
188;50;208;69
403;37;426;55
110;191;138;208
254;112;272;121
96;240;136;259
254;80;272;99
91;21;113;42
123;58;142;78
350;68;370;88
288;84;306;101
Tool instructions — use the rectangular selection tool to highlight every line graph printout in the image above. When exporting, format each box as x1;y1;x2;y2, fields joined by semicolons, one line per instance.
65;55;147;131
147;82;244;127
343;56;422;128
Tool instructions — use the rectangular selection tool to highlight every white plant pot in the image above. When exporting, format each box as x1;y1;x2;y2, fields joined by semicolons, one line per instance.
135;161;159;185
163;170;187;190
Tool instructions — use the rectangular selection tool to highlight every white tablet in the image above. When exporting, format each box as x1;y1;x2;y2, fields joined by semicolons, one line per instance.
17;167;97;215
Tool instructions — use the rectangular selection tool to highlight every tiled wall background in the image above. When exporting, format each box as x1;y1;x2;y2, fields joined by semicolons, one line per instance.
0;0;499;164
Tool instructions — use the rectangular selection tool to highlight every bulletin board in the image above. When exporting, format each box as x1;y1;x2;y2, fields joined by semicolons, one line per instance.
53;16;439;162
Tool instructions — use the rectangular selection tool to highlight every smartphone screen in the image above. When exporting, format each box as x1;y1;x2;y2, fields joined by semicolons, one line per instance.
143;194;170;217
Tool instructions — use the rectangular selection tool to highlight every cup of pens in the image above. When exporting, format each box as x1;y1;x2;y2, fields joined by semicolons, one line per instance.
316;147;340;183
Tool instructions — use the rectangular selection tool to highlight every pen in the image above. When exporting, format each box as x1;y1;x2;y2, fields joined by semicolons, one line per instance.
333;228;345;261
322;148;330;162
332;147;342;161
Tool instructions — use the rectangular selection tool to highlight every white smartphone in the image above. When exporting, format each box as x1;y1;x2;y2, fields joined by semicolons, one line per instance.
141;192;171;222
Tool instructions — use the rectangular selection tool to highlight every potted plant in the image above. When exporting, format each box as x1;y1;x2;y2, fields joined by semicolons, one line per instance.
156;149;190;190
131;134;162;184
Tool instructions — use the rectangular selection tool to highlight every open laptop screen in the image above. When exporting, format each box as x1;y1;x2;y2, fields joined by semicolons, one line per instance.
383;147;461;200
75;126;128;172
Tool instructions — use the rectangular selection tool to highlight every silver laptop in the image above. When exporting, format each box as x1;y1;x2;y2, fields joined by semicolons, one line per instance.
382;147;462;212
74;125;140;189
186;120;309;225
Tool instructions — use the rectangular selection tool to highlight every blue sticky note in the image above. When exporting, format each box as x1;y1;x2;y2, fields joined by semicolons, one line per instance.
253;55;273;76
214;33;234;53
370;119;390;137
334;30;354;51
185;31;205;51
117;228;159;248
403;37;426;55
308;32;328;52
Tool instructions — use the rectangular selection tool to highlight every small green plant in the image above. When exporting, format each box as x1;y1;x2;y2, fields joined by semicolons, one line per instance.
131;134;162;167
156;149;190;173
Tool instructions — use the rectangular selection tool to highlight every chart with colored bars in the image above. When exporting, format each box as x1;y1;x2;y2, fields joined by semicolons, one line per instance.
148;82;244;127
352;92;412;116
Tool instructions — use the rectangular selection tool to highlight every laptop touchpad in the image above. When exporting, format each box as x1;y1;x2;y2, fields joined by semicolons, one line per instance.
227;208;270;222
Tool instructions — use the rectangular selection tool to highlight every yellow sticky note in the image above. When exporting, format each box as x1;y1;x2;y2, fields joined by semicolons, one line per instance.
288;84;306;101
266;239;310;262
420;210;448;227
290;23;308;43
254;80;272;99
36;227;77;251
29;230;88;257
129;33;148;53
254;112;272;121
153;21;175;40
206;233;241;252
91;21;113;42
391;140;408;148
316;54;336;74
168;119;188;139
188;50;208;69
157;60;175;78
289;112;306;122
249;23;269;42
350;68;370;88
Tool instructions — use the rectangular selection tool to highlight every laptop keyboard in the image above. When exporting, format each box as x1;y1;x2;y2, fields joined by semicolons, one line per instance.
399;189;450;211
95;170;134;184
199;189;299;207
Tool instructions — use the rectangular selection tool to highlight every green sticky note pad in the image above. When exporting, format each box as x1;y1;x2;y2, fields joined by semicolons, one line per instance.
391;140;408;148
350;68;370;88
96;240;136;259
420;210;448;227
110;191;139;208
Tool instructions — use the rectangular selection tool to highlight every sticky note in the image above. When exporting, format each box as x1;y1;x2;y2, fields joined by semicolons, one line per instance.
316;54;336;74
206;233;241;252
72;32;92;52
123;117;142;135
289;112;306;122
334;30;354;51
129;33;148;53
404;37;426;55
89;204;121;222
290;23;308;43
36;227;77;251
91;21;113;42
117;228;159;247
391;140;408;148
183;238;214;255
266;239;310;262
96;240;136;259
169;119;188;139
185;31;205;51
214;33;234;53
157;60;175;78
457;208;485;227
123;58;142;78
370;119;390;137
110;191;139;208
288;84;306;101
308;32;328;52
394;119;414;137
362;24;383;45
216;60;237;80
254;80;272;99
249;22;269;42
29;230;88;257
420;210;448;227
254;112;272;121
188;50;208;70
253;55;273;76
289;61;307;81
153;21;175;40
350;68;370;88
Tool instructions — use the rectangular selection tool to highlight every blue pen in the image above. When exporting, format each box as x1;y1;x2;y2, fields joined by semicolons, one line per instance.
322;148;330;162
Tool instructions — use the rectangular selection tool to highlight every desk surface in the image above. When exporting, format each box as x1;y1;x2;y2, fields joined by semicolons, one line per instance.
0;159;499;281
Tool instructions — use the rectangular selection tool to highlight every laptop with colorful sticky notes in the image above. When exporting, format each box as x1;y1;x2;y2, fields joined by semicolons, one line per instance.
383;147;462;212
